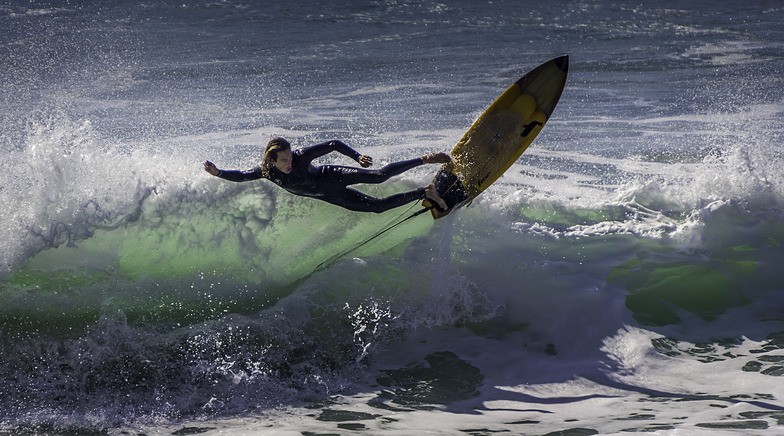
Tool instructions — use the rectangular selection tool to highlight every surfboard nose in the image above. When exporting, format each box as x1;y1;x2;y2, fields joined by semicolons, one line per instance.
554;55;569;73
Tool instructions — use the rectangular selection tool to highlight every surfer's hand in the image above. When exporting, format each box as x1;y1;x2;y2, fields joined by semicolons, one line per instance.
204;161;220;176
358;155;373;167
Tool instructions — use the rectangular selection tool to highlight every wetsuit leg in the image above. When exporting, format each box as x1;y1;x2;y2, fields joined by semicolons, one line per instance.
320;158;424;186
323;187;426;213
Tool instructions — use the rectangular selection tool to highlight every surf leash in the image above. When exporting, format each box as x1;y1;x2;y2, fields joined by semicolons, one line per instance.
315;205;434;271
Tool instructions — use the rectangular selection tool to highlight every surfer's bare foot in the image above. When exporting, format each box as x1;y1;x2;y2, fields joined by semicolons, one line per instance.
422;152;451;164
425;184;448;210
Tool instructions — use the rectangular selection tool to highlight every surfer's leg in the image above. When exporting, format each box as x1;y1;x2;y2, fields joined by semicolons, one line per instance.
320;153;450;187
321;158;424;186
324;187;426;213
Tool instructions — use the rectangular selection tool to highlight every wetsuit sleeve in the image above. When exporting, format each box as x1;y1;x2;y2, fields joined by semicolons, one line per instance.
296;140;363;165
215;167;265;182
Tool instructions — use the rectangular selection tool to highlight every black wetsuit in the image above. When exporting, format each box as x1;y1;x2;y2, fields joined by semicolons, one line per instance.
216;140;426;213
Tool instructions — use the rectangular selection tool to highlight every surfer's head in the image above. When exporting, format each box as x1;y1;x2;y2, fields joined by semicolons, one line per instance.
263;137;293;175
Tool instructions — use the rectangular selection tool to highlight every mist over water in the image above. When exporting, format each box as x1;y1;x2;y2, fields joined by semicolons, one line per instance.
2;0;784;434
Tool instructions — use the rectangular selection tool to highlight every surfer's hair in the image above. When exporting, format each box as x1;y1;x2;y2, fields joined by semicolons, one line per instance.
262;137;291;176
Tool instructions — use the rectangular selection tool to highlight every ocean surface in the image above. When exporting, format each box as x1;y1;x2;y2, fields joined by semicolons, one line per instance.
2;1;784;434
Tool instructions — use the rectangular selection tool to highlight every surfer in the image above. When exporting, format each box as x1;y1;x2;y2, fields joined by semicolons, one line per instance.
204;137;450;213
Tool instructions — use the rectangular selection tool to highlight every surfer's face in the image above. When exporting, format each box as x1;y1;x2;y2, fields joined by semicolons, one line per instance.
273;149;293;174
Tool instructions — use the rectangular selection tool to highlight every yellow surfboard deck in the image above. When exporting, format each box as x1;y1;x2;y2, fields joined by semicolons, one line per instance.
425;55;569;219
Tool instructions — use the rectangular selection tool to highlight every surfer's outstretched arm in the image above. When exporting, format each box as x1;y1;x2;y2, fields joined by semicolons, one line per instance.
204;160;264;182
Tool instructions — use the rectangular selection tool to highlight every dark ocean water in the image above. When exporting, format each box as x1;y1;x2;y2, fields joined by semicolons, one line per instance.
2;1;784;434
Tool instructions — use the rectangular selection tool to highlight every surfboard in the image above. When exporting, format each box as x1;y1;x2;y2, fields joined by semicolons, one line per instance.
424;55;569;219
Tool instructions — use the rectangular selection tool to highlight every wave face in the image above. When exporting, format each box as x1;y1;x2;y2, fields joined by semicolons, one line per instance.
2;0;784;433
